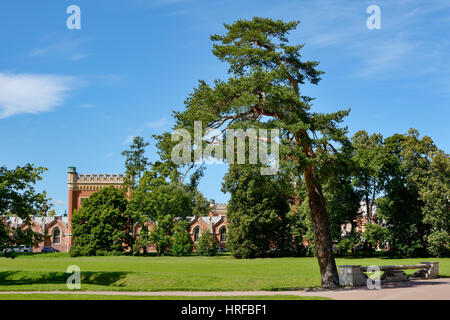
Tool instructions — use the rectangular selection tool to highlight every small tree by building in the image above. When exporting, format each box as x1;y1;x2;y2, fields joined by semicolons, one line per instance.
196;232;218;256
170;221;193;256
70;186;132;256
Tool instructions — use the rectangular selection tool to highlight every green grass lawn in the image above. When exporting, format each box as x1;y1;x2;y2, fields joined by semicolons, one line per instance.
0;254;448;292
0;293;328;300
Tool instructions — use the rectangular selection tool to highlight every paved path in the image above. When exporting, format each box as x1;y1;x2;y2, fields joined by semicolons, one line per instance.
0;278;449;300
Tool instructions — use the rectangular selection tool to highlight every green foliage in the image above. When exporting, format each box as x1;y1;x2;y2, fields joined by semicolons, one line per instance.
336;235;359;256
196;232;218;256
0;164;49;256
126;158;209;255
323;173;361;242
170;221;193;256
121;136;150;189
376;131;426;257
132;225;151;255
223;164;292;258
351;131;385;222
374;129;449;257
174;17;350;176
172;17;353;284
126;162;188;254
420;150;449;257
70;187;132;256
288;159;360;255
149;215;174;256
362;223;389;250
427;231;450;257
287;199;313;257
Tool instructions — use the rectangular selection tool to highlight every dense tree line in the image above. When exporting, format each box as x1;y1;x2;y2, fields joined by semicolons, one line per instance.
224;129;449;259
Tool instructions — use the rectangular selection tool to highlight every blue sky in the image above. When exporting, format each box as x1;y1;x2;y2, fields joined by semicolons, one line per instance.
1;0;449;214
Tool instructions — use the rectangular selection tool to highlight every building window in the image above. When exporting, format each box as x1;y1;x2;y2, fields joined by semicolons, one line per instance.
219;227;227;242
193;226;201;242
53;228;61;244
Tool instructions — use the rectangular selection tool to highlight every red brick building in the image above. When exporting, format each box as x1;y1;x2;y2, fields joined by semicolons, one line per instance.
4;215;69;252
3;167;229;253
66;167;228;253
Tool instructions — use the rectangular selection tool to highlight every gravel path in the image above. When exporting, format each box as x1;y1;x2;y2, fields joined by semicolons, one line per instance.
0;278;449;300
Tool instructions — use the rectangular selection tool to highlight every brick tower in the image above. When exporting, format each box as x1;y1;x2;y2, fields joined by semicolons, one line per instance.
67;166;125;250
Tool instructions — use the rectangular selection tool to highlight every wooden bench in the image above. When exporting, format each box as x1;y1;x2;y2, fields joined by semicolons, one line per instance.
338;262;439;287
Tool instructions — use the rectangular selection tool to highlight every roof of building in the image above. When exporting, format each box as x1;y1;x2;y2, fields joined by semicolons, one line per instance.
2;215;68;227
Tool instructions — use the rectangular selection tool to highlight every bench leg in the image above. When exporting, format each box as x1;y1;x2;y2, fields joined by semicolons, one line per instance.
382;270;408;282
421;262;439;279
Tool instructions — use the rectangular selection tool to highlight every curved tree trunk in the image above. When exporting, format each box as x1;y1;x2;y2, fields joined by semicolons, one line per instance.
304;165;339;287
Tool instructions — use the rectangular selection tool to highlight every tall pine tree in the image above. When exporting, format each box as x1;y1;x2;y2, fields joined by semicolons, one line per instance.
174;18;350;286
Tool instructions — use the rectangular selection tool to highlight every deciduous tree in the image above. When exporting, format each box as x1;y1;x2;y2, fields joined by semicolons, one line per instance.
70;186;132;256
0;164;49;256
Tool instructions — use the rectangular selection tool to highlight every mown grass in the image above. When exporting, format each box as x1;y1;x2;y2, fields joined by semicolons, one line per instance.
0;254;448;292
0;293;329;300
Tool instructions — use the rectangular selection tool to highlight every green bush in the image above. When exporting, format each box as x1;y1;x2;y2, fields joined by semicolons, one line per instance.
336;238;353;255
70;187;133;256
196;232;218;256
69;246;90;257
427;231;450;257
170;222;192;256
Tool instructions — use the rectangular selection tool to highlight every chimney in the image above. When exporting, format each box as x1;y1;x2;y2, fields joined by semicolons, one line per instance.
209;199;216;216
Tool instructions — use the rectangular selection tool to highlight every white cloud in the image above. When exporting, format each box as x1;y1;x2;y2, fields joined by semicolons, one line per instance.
54;200;64;206
124;134;136;144
0;73;75;119
29;37;89;61
136;0;192;7
29;48;47;57
147;117;168;129
77;103;95;109
70;53;89;61
351;38;423;78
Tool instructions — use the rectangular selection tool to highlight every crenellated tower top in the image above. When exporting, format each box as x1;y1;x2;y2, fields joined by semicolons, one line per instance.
68;167;125;191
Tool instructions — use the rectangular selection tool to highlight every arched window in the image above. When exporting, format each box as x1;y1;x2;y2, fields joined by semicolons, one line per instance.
219;227;227;242
53;228;61;244
193;226;201;242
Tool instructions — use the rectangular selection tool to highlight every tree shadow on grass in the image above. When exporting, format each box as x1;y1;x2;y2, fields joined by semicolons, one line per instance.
0;271;128;287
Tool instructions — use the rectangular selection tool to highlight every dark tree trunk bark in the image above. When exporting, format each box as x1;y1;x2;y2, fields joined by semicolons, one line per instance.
304;165;339;287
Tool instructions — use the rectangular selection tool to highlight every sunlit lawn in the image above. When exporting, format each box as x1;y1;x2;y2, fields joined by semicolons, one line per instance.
0;254;448;292
0;293;329;300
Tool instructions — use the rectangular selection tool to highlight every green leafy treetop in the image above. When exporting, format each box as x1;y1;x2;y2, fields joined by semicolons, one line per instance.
126;159;209;255
174;17;350;286
351;130;385;223
121;136;150;189
70;186;133;256
0;164;49;257
196;231;218;256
